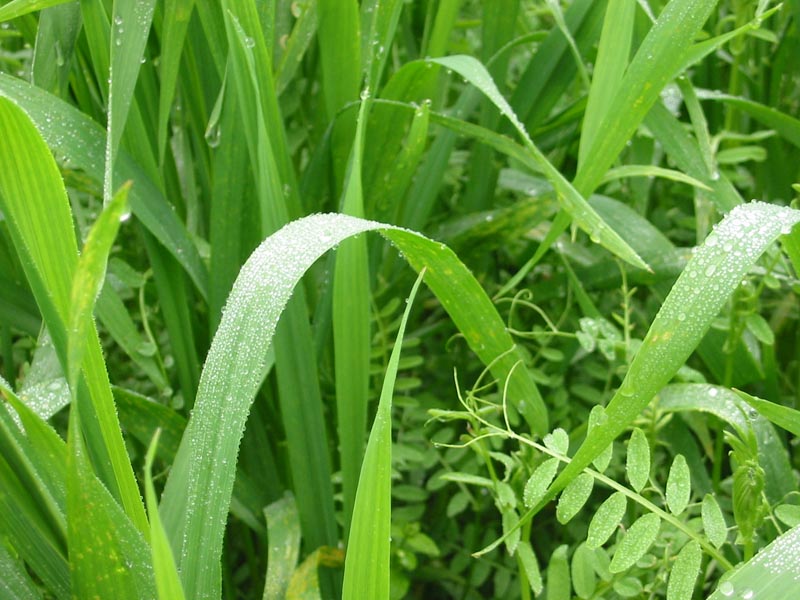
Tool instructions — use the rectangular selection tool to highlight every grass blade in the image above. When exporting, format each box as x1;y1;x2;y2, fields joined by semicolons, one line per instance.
262;494;301;600
0;0;70;21
144;430;185;600
342;270;425;600
160;212;548;598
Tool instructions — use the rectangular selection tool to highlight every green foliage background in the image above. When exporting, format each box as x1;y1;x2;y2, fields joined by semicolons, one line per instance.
1;0;800;599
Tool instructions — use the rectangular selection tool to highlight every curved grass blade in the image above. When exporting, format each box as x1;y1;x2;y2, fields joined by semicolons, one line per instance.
734;388;800;437
342;270;424;600
160;213;547;599
600;165;711;191
144;430;185;600
0;74;209;299
0;97;147;530
476;201;800;556
707;524;800;599
429;55;649;272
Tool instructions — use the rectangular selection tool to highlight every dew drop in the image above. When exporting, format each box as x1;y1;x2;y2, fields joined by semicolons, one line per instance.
705;264;717;277
119;212;131;223
677;312;686;322
719;581;735;596
741;590;754;600
708;388;719;398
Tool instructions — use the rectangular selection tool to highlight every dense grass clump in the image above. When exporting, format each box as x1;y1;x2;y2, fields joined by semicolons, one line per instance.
1;1;800;599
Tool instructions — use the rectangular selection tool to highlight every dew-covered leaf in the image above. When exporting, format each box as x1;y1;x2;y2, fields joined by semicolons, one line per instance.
666;455;691;516
501;508;521;556
544;428;569;455
626;428;650;493
707;524;800;599
524;458;560;509
609;513;660;573
586;492;626;549
667;541;701;600
701;494;728;549
556;473;594;524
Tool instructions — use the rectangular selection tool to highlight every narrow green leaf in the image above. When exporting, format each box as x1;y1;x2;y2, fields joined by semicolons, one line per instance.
589;406;612;472
0;539;42;600
523;458;559;509
343;270;424;600
626;428;650;493
574;0;722;196
556;473;594;524
317;0;361;119
144;431;185;600
667;541;701;600
0;0;70;21
578;0;634;167
600;165;712;191
66;184;130;392
609;513;660;573
105;0;157;201
263;494;301;600
699;91;800;149
702;494;728;549
586;492;626;550
428;54;649;272
666;455;691;516
734;388;800;437
707;524;800;599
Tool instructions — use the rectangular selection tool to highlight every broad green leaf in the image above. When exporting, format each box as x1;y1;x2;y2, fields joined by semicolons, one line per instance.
586;492;626;550
666;455;691;516
342;270;423;600
144;431;185;600
702;494;728;549
609;513;660;573
707;524;800;599
66;185;130;391
626;428;650;493
0;74;209;299
429;55;649;272
159;213;547;599
546;545;570;600
263;494;301;600
571;542;596;599
0;96;147;530
667;541;701;600
66;407;154;599
523;458;560;509
556;473;593;524
516;541;543;595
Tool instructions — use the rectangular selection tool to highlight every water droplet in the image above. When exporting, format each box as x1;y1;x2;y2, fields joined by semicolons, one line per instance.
708;388;719;397
115;37;122;46
705;264;717;277
119;212;131;223
677;312;686;322
244;36;255;48
619;379;635;397
719;581;734;596
360;87;371;101
741;590;754;600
